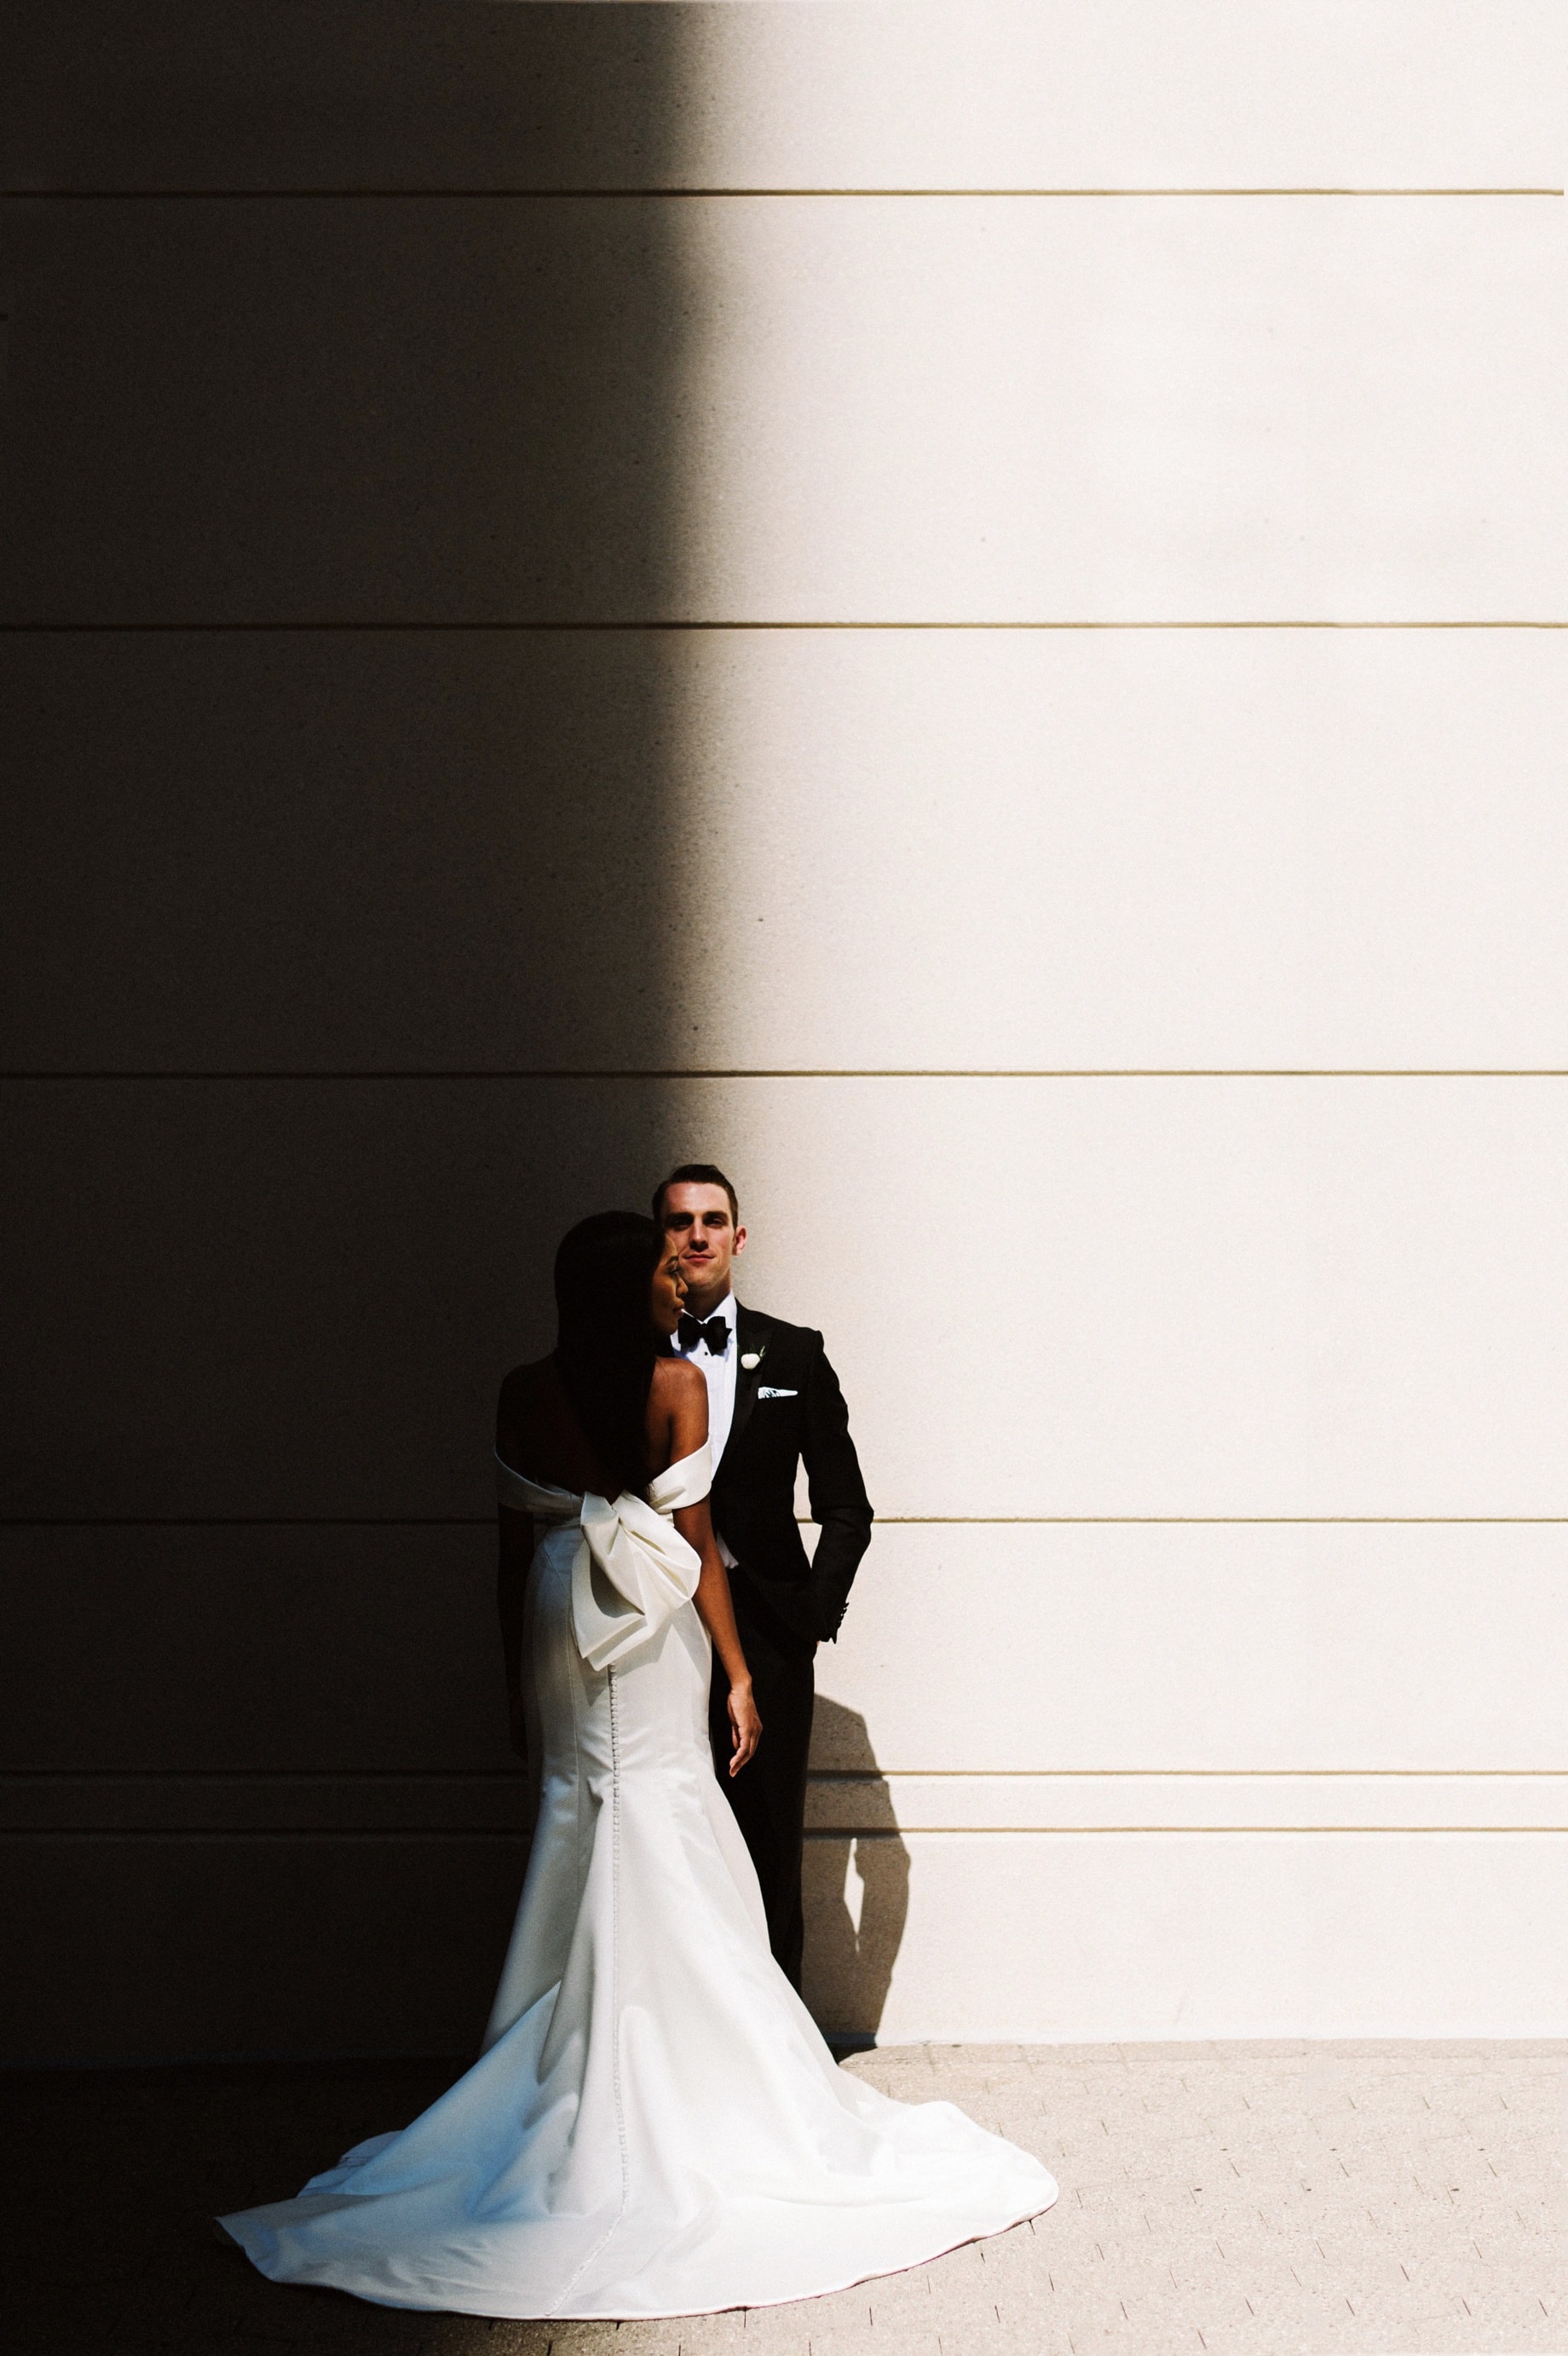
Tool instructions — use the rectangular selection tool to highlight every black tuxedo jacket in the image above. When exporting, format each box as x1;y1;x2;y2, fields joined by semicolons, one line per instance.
709;1305;873;1659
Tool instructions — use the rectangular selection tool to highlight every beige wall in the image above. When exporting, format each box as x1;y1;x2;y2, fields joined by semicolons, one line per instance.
3;3;1565;2058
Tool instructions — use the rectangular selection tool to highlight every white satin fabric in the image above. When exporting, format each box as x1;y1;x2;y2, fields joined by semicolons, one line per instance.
220;1447;1057;2317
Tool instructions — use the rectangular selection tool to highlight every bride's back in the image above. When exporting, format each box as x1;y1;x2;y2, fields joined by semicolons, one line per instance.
496;1355;606;1494
498;1352;695;1498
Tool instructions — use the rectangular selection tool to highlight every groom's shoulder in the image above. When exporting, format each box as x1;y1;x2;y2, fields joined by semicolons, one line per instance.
735;1303;822;1355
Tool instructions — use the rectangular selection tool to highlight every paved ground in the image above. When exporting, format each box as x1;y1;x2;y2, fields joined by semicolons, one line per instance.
7;2042;1565;2355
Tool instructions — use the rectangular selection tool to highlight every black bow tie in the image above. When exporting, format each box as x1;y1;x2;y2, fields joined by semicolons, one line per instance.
677;1312;730;1357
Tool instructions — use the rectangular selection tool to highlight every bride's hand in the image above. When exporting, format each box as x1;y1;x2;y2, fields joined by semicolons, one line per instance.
727;1679;762;1776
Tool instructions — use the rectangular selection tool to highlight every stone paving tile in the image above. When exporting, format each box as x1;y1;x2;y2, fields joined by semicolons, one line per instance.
7;2042;1566;2354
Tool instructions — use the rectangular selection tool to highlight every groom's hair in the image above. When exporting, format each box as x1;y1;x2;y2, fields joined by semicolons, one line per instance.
652;1162;739;1226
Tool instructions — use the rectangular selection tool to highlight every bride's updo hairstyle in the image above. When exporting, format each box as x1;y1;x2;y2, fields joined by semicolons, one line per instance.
553;1210;664;1499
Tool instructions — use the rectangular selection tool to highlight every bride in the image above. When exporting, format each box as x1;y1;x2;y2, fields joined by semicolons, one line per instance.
220;1211;1057;2317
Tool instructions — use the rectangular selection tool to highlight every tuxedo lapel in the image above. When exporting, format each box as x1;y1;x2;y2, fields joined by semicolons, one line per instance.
721;1305;771;1470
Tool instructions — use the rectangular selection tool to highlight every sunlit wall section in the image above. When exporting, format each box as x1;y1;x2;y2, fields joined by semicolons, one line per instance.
654;2;1568;2036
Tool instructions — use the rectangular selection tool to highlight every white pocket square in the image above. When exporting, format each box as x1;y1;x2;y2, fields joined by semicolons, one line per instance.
756;1385;798;1400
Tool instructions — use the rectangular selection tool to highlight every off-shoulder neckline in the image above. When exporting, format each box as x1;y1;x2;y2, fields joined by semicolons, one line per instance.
494;1442;709;1499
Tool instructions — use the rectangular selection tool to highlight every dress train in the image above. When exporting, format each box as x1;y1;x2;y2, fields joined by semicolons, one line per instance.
220;1446;1057;2315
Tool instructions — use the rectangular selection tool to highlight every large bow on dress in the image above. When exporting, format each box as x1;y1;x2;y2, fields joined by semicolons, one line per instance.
574;1490;702;1671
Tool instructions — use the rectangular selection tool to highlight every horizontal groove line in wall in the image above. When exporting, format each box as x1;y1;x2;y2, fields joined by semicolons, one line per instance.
805;1769;1568;1780
6;1516;1565;1529
801;1825;1568;1838
2;1770;523;1782
3;621;1565;635
9;1825;1558;1843
10;1768;1559;1782
3;188;1561;203
11;1826;1564;1839
8;1070;1568;1083
0;1516;490;1528
3;187;1559;201
0;1818;525;1837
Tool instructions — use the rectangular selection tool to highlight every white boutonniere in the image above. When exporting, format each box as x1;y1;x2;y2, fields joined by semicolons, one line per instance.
741;1350;762;1370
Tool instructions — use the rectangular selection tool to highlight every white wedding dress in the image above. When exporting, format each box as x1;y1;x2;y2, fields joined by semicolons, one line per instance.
220;1444;1057;2317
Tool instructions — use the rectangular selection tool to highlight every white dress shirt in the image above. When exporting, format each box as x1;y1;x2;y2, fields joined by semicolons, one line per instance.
672;1288;739;1565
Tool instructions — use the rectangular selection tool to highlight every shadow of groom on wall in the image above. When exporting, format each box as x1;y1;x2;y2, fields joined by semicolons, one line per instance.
801;1695;911;2045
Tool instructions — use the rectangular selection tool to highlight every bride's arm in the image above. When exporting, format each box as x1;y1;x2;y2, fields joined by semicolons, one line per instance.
676;1493;762;1776
660;1360;762;1775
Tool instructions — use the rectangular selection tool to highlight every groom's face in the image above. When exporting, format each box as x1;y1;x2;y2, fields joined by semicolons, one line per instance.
660;1182;746;1308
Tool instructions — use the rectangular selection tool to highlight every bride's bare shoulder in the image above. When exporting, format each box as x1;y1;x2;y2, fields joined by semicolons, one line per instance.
499;1354;555;1406
649;1356;709;1464
650;1354;705;1405
497;1354;556;1446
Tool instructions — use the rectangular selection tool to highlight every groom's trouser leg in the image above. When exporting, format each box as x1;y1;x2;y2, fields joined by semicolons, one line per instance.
710;1620;815;1991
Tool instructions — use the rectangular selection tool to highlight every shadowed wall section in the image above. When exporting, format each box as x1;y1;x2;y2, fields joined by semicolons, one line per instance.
1;5;705;2061
803;1698;910;2044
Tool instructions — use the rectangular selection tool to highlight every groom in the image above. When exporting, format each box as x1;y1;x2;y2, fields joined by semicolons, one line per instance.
654;1162;873;1989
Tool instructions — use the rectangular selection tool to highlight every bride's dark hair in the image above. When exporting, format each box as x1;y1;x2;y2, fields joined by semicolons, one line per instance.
553;1211;664;1499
